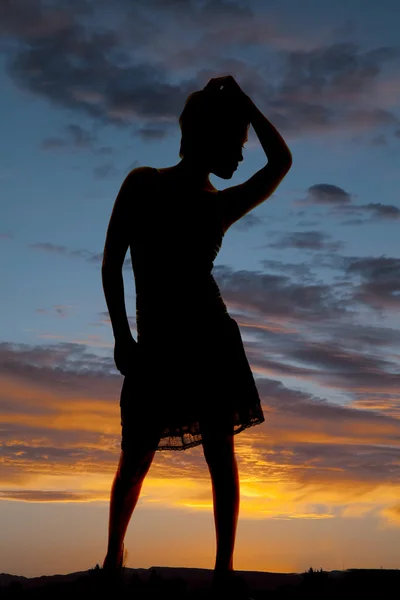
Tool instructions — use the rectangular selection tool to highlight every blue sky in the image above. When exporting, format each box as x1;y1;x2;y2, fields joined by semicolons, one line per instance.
1;0;400;577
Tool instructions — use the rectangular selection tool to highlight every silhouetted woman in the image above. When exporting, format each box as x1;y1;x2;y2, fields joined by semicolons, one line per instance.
101;75;292;597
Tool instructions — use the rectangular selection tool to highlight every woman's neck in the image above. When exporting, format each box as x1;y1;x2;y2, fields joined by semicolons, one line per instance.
173;158;214;191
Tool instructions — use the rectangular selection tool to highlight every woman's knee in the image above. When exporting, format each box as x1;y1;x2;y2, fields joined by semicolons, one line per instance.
117;447;155;485
119;420;162;484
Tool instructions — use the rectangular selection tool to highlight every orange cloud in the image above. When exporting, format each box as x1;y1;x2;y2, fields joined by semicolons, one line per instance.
1;336;400;530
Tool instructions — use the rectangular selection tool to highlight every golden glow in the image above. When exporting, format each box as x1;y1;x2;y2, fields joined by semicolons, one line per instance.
1;340;400;579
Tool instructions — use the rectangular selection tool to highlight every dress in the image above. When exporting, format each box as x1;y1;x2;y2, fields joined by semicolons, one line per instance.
120;167;264;451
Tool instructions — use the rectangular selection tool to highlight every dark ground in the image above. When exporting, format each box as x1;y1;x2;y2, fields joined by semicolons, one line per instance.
1;567;399;599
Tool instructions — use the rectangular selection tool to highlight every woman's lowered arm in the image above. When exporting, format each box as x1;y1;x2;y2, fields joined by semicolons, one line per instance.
102;166;153;343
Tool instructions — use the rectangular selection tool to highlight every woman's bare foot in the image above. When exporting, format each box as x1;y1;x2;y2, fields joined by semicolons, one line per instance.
212;570;253;599
102;544;125;571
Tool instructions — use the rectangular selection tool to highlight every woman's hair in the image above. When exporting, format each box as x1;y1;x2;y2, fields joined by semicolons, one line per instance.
178;86;249;159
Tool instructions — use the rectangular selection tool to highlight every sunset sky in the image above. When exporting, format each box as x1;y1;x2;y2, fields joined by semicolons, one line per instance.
1;0;400;578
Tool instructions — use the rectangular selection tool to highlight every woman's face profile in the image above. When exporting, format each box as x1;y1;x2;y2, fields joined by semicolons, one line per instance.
207;125;249;179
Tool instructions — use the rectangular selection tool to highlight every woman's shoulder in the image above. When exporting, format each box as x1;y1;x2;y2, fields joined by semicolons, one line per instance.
124;165;158;182
120;167;160;201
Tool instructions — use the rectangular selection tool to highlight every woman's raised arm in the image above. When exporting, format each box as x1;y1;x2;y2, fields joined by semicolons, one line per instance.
209;75;292;232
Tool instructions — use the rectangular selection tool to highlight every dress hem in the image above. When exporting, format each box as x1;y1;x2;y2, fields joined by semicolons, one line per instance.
154;416;264;452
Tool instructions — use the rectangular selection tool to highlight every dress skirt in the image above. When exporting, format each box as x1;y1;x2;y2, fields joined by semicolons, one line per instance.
120;313;264;451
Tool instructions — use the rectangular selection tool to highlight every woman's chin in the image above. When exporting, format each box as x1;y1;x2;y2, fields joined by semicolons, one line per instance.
213;165;237;179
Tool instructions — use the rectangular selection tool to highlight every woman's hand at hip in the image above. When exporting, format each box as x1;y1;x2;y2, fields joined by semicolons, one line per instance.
114;335;140;376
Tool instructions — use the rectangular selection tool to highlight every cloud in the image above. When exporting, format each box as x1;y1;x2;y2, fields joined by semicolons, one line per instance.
137;126;169;141
3;345;101;385
1;2;398;143
370;134;388;146
305;184;352;205
298;183;400;224
3;6;188;126
69;248;103;262
214;265;346;323
29;242;112;267
21;247;400;402
41;123;114;155
251;440;400;488
66;123;96;146
272;42;400;134
93;163;118;179
217;263;400;404
258;339;400;395
1;306;400;520
266;230;343;252
232;213;263;231
35;305;73;318
239;302;400;396
0;490;99;502
312;320;400;352
29;240;136;275
382;504;400;526
0;0;80;39
361;203;400;219
30;242;67;254
2;3;400;527
281;43;397;103
338;202;400;224
345;256;400;310
259;259;313;279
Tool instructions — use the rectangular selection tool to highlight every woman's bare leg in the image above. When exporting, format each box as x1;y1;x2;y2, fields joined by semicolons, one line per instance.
201;424;239;576
103;444;157;570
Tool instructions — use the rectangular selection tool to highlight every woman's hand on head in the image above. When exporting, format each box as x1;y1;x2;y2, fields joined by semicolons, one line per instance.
204;75;251;114
204;75;246;96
